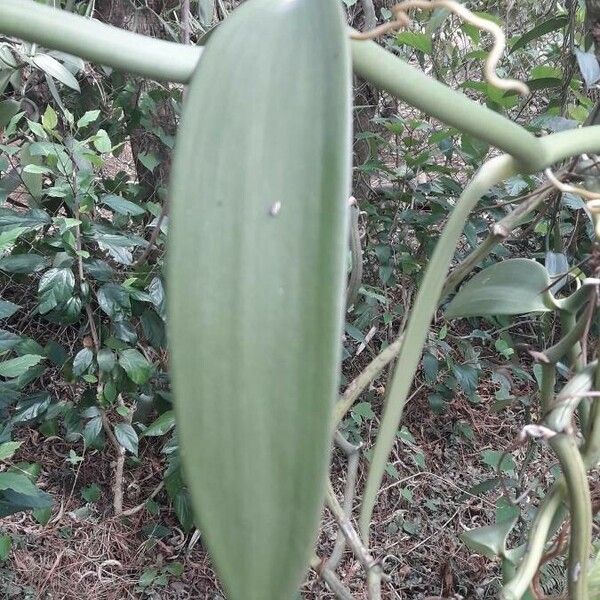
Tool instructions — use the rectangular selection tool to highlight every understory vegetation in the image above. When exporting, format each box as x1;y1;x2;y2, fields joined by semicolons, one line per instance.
0;0;600;598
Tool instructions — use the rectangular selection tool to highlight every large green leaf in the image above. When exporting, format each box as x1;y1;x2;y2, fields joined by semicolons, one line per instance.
0;354;44;378
118;348;151;385
461;516;517;559
445;258;555;319
168;1;351;599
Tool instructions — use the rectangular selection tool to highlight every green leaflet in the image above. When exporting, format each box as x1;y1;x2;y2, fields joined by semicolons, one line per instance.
168;1;351;599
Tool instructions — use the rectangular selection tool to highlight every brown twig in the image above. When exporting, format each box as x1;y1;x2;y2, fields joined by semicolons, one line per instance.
100;409;125;515
133;205;167;268
121;480;165;516
327;432;362;571
310;555;357;600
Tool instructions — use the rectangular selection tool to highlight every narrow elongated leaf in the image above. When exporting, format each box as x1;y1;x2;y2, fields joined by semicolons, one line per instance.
31;53;80;91
445;258;555;319
510;15;568;54
168;1;351;599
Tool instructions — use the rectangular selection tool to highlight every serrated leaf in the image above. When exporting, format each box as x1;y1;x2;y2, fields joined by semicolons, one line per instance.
118;349;151;385
446;259;555;319
0;227;27;252
0;354;44;378
97;283;131;320
0;254;49;274
114;422;138;456
0;208;50;232
168;1;351;599
38;268;75;315
11;393;51;423
83;416;102;446
81;483;101;503
460;517;517;558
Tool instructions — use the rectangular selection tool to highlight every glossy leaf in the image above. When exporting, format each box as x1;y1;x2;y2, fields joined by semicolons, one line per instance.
114;422;138;456
142;410;175;437
168;1;351;599
118;348;151;385
101;194;145;217
72;347;93;376
446;259;555;319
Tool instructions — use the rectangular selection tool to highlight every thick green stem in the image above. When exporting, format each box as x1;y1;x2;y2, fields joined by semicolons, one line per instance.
549;435;591;600
358;155;518;541
501;482;565;600
547;310;588;367
560;310;584;371
560;309;589;429
334;337;403;425
503;388;600;599
5;2;600;171
540;363;556;414
349;35;539;171
0;0;201;82
346;203;363;310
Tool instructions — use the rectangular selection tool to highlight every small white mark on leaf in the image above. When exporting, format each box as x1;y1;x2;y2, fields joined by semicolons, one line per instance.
572;562;581;582
269;201;281;217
